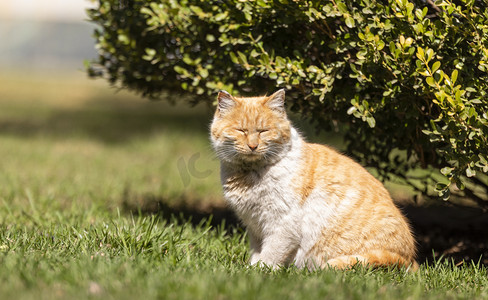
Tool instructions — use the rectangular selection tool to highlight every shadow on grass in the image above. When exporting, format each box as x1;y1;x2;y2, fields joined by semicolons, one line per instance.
122;191;488;267
0;98;213;143
403;205;488;267
121;191;241;231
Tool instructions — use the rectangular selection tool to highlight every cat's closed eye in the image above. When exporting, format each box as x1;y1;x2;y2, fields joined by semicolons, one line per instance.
236;128;247;134
257;129;269;133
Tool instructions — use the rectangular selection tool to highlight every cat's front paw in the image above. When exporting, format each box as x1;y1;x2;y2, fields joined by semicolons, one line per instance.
250;256;282;270
250;254;262;266
249;261;281;270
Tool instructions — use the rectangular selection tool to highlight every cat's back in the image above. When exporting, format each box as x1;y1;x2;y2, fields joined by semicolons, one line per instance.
296;141;393;206
295;141;416;263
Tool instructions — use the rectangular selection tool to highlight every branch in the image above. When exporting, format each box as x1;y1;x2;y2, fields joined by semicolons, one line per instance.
426;0;441;18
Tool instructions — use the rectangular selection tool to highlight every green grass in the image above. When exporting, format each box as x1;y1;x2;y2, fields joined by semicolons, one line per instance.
0;71;487;299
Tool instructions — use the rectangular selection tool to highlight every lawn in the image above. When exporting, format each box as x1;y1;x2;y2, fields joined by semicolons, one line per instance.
0;71;486;299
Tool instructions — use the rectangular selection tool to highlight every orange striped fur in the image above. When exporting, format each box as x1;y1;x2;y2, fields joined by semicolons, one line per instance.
210;90;417;270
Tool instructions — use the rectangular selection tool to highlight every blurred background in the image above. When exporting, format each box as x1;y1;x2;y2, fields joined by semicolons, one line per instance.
0;0;96;70
0;0;223;214
0;0;341;213
0;0;486;265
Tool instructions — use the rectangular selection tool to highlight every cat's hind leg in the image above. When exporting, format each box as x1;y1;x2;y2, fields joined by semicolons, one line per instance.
325;250;418;271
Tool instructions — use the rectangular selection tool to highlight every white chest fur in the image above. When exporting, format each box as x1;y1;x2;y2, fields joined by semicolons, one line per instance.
222;162;298;236
219;128;311;266
221;129;302;230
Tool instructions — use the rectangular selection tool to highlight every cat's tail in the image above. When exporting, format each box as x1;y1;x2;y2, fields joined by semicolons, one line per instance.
325;250;419;271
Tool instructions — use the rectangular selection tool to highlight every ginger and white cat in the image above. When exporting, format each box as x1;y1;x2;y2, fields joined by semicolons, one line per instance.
210;89;417;270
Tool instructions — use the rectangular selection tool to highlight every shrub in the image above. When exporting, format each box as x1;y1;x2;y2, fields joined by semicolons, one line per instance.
87;0;488;208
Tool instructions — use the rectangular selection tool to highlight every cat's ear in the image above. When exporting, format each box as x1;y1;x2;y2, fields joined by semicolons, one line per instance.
217;90;236;114
265;89;286;113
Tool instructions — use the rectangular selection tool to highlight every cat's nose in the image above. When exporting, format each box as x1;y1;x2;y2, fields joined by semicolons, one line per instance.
248;144;258;151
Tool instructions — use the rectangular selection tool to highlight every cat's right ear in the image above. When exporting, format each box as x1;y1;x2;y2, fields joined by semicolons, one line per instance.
217;90;236;114
266;89;286;113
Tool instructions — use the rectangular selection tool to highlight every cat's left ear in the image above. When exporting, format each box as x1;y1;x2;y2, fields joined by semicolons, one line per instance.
265;89;286;113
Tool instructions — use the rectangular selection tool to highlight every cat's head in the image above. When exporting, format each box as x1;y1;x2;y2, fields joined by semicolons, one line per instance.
210;89;292;167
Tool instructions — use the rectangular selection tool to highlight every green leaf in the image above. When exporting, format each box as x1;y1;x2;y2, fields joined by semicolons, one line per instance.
451;69;458;85
440;167;453;176
308;66;318;73
415;8;423;20
455;90;462;102
426;77;436;87
416;47;424;59
118;34;130;45
426;48;434;62
466;167;476;177
250;49;260;58
366;116;376;128
347;106;357;115
182;55;193;65
189;5;206;18
199;68;209;78
431;61;441;73
145;48;156;57
455;179;466;191
435;182;448;191
356;50;367;60
337;2;348;13
214;12;228;21
237;51;248;65
174;65;187;75
229;52;238;64
345;16;355;28
439;188;451;201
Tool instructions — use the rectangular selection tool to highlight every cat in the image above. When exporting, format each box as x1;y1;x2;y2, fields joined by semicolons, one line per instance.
210;89;418;270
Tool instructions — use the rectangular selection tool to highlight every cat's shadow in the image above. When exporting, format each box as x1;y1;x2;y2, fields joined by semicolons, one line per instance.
121;192;488;267
121;192;241;231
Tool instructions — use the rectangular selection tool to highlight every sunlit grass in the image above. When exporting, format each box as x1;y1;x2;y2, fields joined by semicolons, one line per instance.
0;71;486;299
0;71;223;217
0;214;487;300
